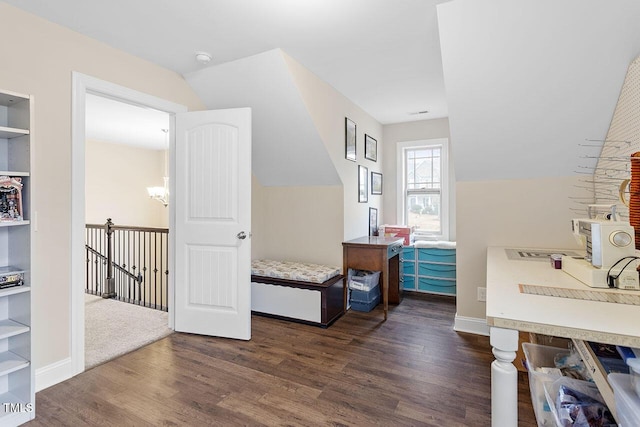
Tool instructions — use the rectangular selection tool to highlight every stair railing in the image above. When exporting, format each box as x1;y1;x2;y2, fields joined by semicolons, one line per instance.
85;219;169;311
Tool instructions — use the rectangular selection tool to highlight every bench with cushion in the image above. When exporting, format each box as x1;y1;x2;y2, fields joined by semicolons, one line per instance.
251;259;345;327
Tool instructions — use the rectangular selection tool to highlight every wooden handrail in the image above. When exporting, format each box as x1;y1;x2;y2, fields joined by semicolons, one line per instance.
86;223;168;233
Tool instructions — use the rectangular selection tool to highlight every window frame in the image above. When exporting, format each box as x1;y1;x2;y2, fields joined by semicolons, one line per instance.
396;138;449;241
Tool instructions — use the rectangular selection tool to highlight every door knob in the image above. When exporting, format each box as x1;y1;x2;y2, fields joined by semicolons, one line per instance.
237;231;247;240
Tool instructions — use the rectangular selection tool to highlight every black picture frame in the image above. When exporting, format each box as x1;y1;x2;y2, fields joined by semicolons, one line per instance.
358;165;368;202
345;118;356;161
365;134;377;162
371;172;383;195
369;207;378;236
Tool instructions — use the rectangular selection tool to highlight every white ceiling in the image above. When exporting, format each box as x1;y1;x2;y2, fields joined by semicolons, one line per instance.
85;94;170;150
438;0;640;182
3;0;449;126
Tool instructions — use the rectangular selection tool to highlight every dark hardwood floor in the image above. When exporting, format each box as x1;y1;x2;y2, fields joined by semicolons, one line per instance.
28;293;538;426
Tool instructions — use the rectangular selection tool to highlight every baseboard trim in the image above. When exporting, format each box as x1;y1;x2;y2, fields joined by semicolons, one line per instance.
35;357;75;392
453;314;490;336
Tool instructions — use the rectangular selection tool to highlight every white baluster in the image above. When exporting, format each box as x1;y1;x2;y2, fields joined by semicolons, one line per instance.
490;326;519;427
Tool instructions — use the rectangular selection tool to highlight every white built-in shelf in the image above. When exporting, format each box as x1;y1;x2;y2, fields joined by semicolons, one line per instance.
0;126;29;140
0;221;30;228
0;87;34;424
0;286;30;298
0;91;29;107
0;171;29;177
0;320;29;341
0;392;29;417
0;352;29;377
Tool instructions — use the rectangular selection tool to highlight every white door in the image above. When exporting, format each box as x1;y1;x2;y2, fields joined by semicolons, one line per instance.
174;108;252;340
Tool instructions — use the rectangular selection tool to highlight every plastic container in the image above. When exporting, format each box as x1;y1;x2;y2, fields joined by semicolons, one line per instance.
348;269;381;291
522;343;572;426
350;292;381;312
627;358;640;398
609;373;640;426
350;284;380;304
349;279;381;312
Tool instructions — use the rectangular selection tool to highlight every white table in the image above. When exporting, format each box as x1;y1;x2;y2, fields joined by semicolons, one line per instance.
486;246;640;426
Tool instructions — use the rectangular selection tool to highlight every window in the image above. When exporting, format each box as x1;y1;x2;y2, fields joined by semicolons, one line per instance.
397;139;449;240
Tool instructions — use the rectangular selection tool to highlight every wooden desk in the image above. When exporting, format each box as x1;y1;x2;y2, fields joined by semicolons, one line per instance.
486;246;640;427
342;236;404;320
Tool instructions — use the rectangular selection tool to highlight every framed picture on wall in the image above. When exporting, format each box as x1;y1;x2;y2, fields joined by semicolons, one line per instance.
365;134;377;162
369;207;378;236
371;172;382;195
345;118;356;161
358;165;368;202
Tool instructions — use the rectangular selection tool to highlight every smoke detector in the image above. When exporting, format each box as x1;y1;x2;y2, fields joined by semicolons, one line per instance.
195;51;212;64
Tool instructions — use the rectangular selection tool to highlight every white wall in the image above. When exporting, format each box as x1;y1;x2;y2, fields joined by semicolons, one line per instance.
251;181;344;267
284;52;384;241
382;118;454;238
0;3;205;371
190;49;383;267
437;0;640;327
85;139;168;228
184;50;341;187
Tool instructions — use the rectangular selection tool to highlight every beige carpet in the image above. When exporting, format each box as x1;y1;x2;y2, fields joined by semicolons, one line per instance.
84;293;172;369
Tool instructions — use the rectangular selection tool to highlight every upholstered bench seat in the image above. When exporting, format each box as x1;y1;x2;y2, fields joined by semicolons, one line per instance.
251;259;341;284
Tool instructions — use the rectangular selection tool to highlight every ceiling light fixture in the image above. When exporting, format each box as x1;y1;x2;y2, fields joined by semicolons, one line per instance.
195;51;212;64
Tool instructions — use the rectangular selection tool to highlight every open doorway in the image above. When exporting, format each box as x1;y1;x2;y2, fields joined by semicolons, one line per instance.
83;93;172;369
71;73;188;375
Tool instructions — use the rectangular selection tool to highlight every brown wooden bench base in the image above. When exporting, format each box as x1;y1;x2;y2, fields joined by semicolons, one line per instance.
250;274;345;328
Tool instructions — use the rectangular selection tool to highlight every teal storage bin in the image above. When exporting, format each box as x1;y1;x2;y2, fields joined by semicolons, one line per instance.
403;275;416;290
418;263;456;279
403;261;415;275
402;246;415;260
417;248;456;263
418;277;456;295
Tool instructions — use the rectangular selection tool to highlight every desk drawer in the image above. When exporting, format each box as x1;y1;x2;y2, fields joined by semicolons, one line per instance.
417;248;456;263
418;263;456;279
418;277;456;294
387;243;402;258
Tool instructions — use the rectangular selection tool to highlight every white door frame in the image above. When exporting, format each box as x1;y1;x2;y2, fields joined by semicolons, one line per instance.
70;72;187;376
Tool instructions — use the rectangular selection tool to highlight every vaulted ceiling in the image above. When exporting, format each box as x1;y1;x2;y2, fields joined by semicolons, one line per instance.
3;0;449;125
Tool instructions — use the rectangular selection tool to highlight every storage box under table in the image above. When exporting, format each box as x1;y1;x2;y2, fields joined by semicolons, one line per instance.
522;342;572;426
349;284;381;312
609;373;640;426
347;269;381;291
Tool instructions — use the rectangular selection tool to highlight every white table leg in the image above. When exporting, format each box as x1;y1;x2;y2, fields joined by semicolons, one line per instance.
490;326;519;427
